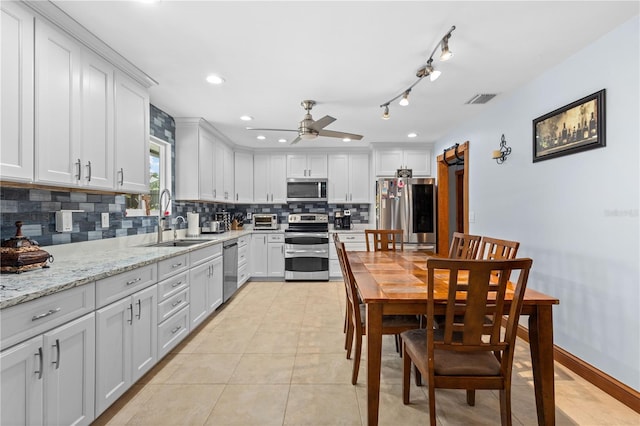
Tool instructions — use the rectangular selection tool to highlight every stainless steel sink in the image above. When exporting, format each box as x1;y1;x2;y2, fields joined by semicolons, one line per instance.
143;239;214;248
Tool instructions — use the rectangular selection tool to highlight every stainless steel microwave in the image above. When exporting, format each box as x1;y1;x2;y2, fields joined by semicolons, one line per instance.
286;178;327;202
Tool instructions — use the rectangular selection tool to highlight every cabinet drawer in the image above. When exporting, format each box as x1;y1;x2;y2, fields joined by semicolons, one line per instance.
238;235;250;247
157;272;189;303
190;243;222;266
337;233;366;243
268;234;284;243
1;283;95;349
157;253;189;281
158;288;189;324
238;244;249;267
238;263;249;287
96;264;156;308
158;305;189;359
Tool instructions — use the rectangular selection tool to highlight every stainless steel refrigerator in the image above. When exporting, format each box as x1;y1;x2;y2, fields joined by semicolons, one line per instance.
376;178;436;247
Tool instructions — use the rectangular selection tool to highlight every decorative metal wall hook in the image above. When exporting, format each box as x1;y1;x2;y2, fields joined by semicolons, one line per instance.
492;134;512;164
443;143;464;166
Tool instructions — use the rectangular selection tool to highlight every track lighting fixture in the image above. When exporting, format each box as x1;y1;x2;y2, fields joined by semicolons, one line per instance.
399;90;410;106
379;26;455;117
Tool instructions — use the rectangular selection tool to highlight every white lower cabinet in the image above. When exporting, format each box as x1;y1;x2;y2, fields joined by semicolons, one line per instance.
251;233;284;278
237;235;250;287
1;312;95;426
189;244;223;329
95;284;157;416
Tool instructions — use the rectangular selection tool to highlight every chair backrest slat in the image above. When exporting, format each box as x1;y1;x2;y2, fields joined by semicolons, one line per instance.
448;232;482;259
478;236;520;260
365;229;404;252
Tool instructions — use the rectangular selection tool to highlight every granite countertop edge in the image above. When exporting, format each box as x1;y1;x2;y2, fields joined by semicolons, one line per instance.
0;229;254;310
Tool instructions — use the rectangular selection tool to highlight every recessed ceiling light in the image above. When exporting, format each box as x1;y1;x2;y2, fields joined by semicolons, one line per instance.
408;132;418;138
257;135;266;140
240;115;253;121
138;0;160;4
278;138;287;143
342;138;351;142
206;74;225;85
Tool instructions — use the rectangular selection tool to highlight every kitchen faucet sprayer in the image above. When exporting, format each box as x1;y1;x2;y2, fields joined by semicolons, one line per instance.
158;189;172;243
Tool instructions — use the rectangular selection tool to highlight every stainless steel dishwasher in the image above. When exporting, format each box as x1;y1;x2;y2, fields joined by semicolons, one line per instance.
223;239;238;303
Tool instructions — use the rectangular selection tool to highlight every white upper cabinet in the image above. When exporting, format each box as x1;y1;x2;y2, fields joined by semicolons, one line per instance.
328;153;370;203
214;141;234;202
234;151;253;203
374;147;432;176
286;154;327;178
1;2;34;183
34;18;82;187
175;118;214;201
254;154;286;203
114;71;149;193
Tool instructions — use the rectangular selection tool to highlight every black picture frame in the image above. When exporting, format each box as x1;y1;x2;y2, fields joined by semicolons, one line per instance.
533;89;606;162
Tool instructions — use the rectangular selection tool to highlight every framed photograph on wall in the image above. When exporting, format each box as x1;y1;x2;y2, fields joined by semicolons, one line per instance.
533;89;606;162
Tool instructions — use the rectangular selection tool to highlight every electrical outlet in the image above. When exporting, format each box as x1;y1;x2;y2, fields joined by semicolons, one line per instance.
101;212;109;228
247;212;252;220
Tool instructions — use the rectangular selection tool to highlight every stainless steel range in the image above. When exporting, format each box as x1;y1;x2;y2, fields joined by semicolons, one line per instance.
285;213;329;281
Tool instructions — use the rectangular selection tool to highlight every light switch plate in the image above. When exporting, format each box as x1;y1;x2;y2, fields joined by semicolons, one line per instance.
101;212;109;228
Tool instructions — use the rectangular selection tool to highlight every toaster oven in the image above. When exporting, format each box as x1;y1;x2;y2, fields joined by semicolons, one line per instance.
253;213;279;230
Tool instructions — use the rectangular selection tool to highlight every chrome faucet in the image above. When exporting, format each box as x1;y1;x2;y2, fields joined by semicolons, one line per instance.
174;216;186;240
158;189;172;243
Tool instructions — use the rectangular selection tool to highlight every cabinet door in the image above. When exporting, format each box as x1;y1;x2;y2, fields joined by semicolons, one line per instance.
34;19;81;186
130;285;157;383
223;144;235;201
251;234;268;277
95;297;131;415
189;262;209;328
253;155;270;203
307;154;327;178
328;154;349;203
348;153;370;203
199;131;215;201
270;154;287;203
43;313;95;426
207;256;223;312
81;52;114;190
114;71;149;193
403;149;431;176
213;141;225;201
267;242;285;277
234;151;253;203
0;336;43;426
1;2;34;182
374;149;403;177
286;154;308;178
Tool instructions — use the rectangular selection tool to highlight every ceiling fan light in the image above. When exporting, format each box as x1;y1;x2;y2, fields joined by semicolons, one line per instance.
301;133;317;140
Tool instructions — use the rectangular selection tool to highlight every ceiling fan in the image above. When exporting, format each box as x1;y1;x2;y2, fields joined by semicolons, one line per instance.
247;100;363;144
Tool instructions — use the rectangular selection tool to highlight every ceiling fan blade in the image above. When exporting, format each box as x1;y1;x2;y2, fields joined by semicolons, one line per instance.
317;129;363;140
246;127;298;132
290;136;302;145
309;115;336;131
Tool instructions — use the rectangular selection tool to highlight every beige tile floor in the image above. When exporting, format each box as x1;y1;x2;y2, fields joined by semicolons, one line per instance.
94;281;639;426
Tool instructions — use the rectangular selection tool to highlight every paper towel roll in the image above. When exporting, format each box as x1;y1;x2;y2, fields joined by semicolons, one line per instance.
187;212;200;236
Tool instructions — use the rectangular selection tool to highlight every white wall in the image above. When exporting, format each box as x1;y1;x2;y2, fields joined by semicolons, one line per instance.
434;16;639;390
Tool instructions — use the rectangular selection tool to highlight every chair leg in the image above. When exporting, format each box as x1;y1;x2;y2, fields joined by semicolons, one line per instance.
345;319;354;359
351;332;362;385
414;365;422;386
428;380;436;426
402;346;411;404
466;389;475;406
499;389;512;426
395;334;400;353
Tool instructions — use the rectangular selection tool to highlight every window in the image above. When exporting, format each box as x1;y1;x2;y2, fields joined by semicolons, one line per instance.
125;136;172;217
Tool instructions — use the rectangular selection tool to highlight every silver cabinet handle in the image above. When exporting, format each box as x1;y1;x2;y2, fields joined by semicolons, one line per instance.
32;307;61;321
119;168;124;186
126;277;142;286
75;159;82;180
128;304;133;324
171;325;182;334
171;299;183;308
171;281;183;288
236;193;239;201
136;299;142;320
214;189;217;198
35;347;43;379
346;236;355;240
171;262;183;269
86;161;92;181
52;339;60;369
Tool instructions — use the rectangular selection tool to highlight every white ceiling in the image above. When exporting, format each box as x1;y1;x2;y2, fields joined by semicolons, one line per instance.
52;1;638;149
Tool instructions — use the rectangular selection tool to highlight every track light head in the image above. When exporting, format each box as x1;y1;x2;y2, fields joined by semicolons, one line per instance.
382;105;390;120
440;35;453;61
399;91;410;106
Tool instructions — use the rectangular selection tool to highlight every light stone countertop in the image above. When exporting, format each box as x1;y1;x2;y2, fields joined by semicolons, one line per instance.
0;229;253;310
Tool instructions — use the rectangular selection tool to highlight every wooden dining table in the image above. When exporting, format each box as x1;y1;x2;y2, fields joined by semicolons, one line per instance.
347;250;560;426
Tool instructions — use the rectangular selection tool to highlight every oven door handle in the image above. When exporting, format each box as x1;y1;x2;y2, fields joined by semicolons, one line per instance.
285;249;328;255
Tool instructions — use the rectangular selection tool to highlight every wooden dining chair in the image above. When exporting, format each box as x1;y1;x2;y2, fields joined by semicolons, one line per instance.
478;236;520;261
335;240;421;385
448;232;482;259
401;257;533;426
365;229;404;252
334;233;355;350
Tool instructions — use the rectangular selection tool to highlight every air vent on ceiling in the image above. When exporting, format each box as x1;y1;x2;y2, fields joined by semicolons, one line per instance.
465;93;497;104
